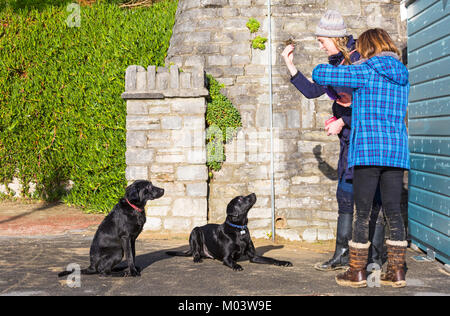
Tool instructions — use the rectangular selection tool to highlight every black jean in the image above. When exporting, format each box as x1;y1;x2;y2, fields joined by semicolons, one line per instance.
352;166;406;244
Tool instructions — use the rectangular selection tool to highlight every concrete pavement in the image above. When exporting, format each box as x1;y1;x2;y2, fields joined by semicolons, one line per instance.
0;201;448;296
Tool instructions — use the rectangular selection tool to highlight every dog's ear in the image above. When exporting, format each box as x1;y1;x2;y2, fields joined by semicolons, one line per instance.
125;182;140;203
226;197;241;216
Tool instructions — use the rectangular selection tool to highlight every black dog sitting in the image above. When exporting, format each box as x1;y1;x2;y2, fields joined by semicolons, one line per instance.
167;193;292;271
58;180;164;277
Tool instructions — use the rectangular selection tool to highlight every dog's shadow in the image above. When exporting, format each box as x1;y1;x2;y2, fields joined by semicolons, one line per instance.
97;246;187;275
237;245;285;262
134;245;187;271
118;244;286;272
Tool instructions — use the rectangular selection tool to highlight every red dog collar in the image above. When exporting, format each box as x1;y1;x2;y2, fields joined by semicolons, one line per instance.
126;199;143;213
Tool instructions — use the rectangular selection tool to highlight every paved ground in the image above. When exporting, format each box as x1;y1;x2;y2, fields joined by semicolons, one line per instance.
0;201;104;237
0;200;449;296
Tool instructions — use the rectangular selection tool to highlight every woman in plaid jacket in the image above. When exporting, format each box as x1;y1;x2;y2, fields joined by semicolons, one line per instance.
312;28;409;288
282;10;386;274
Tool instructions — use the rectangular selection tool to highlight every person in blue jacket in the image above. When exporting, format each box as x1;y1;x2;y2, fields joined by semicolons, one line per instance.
312;28;409;288
282;10;385;272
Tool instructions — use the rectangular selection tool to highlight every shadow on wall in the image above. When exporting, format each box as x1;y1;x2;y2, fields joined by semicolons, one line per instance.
312;145;338;181
401;46;408;66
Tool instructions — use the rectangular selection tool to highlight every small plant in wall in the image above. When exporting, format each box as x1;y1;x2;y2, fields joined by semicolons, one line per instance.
252;36;268;50
246;18;260;33
246;18;267;50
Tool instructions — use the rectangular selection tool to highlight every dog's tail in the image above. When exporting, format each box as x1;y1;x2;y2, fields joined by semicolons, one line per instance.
166;249;193;257
57;266;97;277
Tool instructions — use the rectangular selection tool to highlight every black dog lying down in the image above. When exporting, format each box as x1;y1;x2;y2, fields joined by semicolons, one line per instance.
58;180;164;277
167;193;292;271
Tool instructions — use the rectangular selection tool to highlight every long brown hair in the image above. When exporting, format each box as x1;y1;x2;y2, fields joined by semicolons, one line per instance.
331;36;352;65
356;28;401;59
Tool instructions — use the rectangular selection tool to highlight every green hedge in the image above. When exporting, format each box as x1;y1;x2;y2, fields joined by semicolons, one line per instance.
0;0;178;212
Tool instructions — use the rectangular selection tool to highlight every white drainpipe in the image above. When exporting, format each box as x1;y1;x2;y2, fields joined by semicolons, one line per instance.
267;0;276;242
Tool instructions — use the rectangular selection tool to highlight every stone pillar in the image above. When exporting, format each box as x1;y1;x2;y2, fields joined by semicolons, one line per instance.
122;65;209;233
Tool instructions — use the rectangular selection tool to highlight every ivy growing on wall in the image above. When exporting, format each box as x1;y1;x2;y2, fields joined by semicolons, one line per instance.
205;75;242;174
0;0;178;213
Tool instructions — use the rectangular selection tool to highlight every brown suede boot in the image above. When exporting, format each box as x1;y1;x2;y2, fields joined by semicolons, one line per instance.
335;241;370;288
380;240;407;288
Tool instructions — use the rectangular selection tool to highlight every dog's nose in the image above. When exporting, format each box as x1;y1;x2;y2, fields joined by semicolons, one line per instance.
248;193;256;201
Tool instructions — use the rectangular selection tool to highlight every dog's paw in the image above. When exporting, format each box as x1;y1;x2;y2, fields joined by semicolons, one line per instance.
125;268;141;277
279;261;293;267
193;256;203;263
233;264;243;271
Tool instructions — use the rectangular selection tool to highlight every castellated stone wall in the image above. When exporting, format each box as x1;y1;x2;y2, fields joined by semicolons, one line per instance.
123;65;210;232
125;0;407;241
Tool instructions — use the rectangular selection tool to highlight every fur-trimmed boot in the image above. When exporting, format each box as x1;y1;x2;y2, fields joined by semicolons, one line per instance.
380;240;407;288
335;241;370;288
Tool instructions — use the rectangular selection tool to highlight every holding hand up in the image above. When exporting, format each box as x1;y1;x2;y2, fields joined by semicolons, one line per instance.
281;44;298;77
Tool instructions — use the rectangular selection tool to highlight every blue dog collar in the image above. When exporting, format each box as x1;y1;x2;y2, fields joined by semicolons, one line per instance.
226;221;247;230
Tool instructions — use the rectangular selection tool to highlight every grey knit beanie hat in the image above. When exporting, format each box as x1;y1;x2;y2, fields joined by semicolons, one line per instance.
315;10;347;38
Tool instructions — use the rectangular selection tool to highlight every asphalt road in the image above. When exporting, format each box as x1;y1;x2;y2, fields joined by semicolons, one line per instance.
0;234;448;296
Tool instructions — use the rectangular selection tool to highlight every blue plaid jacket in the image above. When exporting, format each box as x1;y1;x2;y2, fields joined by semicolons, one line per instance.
312;52;410;169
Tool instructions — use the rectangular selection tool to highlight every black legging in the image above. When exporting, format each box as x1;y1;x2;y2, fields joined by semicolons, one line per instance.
352;166;406;243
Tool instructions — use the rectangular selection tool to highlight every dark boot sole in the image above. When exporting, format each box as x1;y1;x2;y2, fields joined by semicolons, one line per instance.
314;263;349;272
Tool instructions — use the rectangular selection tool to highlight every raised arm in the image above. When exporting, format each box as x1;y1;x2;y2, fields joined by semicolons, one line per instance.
282;44;326;99
291;71;326;99
312;63;370;89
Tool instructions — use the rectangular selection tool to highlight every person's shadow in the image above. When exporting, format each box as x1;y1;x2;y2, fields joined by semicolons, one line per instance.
313;145;338;181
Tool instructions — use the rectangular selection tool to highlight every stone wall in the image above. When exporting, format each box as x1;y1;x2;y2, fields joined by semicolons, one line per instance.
122;65;210;232
162;0;407;241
